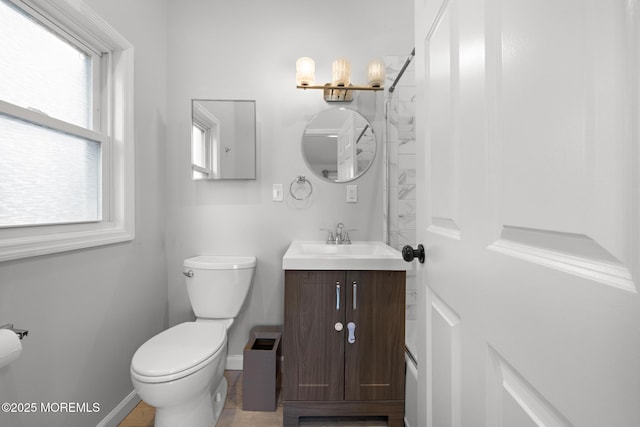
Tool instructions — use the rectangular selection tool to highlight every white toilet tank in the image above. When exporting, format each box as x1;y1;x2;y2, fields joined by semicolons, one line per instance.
183;255;256;319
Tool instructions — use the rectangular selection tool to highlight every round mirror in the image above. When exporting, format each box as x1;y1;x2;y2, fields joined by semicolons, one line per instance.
301;108;376;183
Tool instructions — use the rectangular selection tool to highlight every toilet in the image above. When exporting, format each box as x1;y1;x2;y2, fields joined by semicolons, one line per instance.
130;255;256;427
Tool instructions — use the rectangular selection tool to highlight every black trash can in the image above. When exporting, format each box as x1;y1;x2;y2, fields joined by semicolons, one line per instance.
242;326;282;411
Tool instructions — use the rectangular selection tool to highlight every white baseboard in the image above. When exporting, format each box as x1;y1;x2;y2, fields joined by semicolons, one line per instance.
226;354;243;370
96;390;140;427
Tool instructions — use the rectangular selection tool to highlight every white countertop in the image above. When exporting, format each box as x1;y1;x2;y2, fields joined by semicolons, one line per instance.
282;240;409;271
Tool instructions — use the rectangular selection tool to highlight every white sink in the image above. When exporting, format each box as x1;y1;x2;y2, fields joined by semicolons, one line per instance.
282;241;408;271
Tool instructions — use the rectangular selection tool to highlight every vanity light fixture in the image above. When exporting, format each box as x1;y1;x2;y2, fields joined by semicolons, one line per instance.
296;57;385;102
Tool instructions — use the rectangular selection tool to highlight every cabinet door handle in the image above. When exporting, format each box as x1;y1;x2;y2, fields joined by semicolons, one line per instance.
336;282;340;310
352;282;357;310
347;322;356;344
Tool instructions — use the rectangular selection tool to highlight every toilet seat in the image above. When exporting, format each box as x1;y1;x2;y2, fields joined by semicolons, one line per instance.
131;322;226;384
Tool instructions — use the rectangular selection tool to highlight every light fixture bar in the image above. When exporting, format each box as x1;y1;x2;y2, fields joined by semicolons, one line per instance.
296;85;384;91
296;57;385;102
297;84;384;102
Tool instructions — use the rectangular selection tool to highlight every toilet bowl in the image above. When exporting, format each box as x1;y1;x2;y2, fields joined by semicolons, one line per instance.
130;255;256;427
131;322;227;427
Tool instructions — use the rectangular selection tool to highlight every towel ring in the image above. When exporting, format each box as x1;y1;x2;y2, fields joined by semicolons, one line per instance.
290;176;313;201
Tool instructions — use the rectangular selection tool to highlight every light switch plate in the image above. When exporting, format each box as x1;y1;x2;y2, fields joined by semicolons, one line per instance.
346;185;358;203
272;184;283;202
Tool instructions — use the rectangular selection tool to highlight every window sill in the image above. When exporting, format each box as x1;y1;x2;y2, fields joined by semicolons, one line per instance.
0;221;135;262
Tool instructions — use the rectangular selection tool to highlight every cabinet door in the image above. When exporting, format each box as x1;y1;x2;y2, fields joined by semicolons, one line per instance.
284;270;345;401
345;271;405;401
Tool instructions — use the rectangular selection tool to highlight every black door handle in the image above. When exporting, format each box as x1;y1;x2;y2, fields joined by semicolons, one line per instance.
402;244;425;264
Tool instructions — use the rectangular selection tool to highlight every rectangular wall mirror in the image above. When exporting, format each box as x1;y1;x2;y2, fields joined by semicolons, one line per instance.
191;99;256;180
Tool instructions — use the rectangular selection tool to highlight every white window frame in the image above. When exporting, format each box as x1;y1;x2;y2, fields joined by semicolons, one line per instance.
0;0;134;262
191;101;221;179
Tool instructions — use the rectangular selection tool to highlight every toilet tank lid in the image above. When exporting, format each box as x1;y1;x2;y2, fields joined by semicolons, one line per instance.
184;255;256;270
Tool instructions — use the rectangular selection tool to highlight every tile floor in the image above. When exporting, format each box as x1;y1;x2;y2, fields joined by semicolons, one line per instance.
118;371;390;427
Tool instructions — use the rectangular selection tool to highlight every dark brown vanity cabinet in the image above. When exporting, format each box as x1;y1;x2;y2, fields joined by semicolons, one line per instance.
283;270;406;427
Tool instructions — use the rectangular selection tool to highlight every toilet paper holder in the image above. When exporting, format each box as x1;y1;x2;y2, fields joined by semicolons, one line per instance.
0;323;28;340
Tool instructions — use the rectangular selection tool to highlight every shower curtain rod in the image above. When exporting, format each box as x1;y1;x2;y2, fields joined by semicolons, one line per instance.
388;48;415;93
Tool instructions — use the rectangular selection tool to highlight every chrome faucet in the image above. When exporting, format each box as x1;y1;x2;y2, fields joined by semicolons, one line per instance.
335;223;344;243
322;223;352;245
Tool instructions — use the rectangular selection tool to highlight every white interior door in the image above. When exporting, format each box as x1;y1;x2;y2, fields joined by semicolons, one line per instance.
413;0;640;426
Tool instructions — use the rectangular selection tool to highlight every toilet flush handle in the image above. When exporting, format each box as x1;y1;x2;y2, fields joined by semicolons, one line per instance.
183;270;194;277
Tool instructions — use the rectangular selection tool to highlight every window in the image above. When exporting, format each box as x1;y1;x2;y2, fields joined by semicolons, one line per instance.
0;0;134;261
192;122;210;179
191;102;220;180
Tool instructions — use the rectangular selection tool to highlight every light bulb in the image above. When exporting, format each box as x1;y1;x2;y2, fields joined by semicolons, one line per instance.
368;59;385;88
296;57;315;86
332;58;351;86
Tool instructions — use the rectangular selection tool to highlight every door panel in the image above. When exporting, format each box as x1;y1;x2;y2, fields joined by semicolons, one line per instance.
284;271;345;401
428;4;461;238
486;347;573;427
498;0;591;235
415;0;640;426
427;288;461;427
344;271;405;401
488;0;635;293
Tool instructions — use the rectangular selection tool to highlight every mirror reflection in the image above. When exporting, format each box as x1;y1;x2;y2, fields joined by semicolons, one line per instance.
301;108;376;183
191;99;256;180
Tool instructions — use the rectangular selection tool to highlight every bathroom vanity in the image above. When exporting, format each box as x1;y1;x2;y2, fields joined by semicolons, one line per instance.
282;242;407;427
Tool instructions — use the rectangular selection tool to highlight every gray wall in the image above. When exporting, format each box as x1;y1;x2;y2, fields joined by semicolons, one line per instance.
0;1;168;426
165;0;414;361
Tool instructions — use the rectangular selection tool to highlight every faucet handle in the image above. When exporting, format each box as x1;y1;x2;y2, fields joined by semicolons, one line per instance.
342;229;357;244
320;228;335;244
